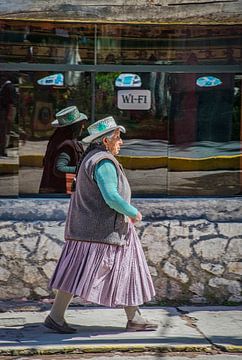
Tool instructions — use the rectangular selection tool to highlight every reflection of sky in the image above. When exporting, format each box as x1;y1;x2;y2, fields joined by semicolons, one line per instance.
120;140;241;158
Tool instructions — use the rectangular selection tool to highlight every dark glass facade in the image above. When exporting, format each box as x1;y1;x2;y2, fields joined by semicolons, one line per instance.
0;20;241;197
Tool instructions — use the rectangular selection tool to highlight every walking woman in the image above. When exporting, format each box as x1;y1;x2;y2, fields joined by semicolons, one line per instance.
44;116;157;333
39;106;87;194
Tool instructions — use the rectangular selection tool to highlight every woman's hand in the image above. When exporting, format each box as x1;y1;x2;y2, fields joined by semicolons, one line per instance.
130;211;142;223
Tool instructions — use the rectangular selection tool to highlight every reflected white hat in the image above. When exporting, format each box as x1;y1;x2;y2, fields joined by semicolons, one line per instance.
82;116;126;144
51;106;87;127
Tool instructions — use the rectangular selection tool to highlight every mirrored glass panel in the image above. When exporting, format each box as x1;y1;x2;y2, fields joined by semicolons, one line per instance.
167;73;242;196
18;71;92;195
0;21;241;198
97;24;242;65
0;71;19;196
0;20;95;64
95;72;168;196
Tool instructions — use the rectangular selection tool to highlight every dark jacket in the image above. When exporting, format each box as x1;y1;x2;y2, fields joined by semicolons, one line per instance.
39;139;83;194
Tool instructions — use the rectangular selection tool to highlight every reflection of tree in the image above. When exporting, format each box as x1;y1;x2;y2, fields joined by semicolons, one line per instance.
95;72;120;115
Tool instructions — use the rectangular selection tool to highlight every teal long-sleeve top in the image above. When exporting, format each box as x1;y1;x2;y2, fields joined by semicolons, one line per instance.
56;152;76;174
94;159;138;218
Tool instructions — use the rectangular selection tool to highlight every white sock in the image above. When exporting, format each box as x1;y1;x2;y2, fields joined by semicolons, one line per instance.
49;290;73;325
124;306;147;324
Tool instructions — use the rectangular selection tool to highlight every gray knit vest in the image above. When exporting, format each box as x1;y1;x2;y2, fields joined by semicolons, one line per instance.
64;149;131;246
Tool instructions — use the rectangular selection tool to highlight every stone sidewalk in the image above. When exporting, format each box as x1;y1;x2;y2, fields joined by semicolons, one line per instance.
0;303;241;356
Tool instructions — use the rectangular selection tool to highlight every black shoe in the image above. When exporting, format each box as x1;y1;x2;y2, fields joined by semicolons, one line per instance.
126;320;158;332
44;315;77;334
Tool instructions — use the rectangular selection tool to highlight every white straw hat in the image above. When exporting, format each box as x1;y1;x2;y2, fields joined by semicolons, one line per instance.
51;106;87;127
82;116;126;144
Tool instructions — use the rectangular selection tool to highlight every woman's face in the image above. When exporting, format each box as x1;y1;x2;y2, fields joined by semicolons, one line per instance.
80;122;85;135
104;129;123;155
70;121;85;138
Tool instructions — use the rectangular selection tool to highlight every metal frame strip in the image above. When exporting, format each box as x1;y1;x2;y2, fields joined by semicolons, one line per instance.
0;63;241;73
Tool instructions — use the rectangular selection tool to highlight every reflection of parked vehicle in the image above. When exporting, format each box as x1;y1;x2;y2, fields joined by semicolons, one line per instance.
115;73;141;87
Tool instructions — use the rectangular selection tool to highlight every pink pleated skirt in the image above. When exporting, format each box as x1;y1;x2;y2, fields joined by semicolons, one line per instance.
49;223;155;307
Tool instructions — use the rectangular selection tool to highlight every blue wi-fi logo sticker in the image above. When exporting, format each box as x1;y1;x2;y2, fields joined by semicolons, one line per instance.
115;73;142;88
196;76;222;87
37;73;64;86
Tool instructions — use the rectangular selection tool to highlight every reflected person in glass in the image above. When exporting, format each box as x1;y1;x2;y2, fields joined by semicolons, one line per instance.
44;116;158;333
0;72;18;157
39;106;87;194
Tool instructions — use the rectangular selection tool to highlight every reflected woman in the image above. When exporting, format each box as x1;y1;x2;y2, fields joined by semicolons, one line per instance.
39;106;87;194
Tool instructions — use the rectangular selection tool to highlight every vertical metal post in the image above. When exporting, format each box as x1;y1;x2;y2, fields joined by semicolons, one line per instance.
240;80;242;193
90;24;98;123
91;71;95;123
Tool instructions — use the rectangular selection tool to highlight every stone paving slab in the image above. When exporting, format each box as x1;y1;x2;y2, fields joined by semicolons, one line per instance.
178;306;242;351
0;307;211;355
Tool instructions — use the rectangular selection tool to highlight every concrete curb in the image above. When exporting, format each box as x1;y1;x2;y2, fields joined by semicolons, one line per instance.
0;344;215;356
1;153;241;174
20;153;242;171
0;163;18;174
217;345;242;353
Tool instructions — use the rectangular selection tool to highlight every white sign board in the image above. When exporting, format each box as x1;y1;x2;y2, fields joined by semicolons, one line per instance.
117;90;151;110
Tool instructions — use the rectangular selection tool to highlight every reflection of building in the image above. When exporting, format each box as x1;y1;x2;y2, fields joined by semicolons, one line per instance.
0;17;241;194
0;22;242;65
